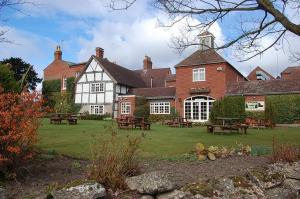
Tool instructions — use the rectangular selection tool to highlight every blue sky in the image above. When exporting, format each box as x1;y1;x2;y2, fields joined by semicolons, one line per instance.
1;0;300;90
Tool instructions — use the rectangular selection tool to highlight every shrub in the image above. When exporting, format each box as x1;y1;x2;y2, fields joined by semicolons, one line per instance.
88;126;142;190
0;92;44;177
148;107;179;123
210;96;245;123
266;94;300;123
270;136;300;163
134;97;150;119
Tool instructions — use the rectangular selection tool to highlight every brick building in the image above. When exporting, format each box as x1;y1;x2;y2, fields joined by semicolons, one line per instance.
43;31;299;122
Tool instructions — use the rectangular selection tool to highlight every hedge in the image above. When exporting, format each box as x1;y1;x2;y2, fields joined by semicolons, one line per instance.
80;113;111;120
42;79;61;95
148;107;179;123
210;96;245;123
266;94;300;123
134;97;150;119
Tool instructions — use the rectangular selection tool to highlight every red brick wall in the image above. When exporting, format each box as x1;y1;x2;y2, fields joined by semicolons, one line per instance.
118;95;136;117
44;60;84;90
175;63;245;116
175;63;227;116
245;95;265;102
166;80;176;87
225;64;246;85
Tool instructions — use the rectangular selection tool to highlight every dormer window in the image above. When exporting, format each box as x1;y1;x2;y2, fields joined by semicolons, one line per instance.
193;68;206;82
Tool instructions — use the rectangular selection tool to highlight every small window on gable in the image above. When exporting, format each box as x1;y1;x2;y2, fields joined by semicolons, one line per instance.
62;77;67;90
193;68;206;82
91;83;104;93
75;71;81;78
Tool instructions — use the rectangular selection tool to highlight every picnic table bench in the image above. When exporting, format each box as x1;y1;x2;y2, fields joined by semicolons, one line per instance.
206;117;248;134
117;116;151;130
50;113;78;125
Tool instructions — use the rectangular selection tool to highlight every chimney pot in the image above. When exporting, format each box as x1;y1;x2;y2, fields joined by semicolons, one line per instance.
54;45;62;60
143;55;152;70
96;47;104;59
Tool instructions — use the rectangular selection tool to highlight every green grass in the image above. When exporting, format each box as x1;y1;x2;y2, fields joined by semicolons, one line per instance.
38;119;300;159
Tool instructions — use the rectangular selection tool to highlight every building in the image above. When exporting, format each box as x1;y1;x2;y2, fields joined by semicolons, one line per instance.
43;32;250;121
281;66;300;80
247;66;275;81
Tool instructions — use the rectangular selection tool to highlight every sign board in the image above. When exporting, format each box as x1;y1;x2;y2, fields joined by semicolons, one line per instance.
245;101;265;111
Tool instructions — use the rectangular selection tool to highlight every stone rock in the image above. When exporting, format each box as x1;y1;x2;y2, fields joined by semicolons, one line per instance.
269;161;300;180
140;195;154;199
156;190;187;199
0;187;7;199
247;167;284;189
126;171;175;195
52;182;106;199
265;186;297;199
284;179;300;195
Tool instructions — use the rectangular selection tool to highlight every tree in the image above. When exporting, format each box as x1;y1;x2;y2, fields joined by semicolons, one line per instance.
109;0;300;61
0;57;42;90
0;64;20;92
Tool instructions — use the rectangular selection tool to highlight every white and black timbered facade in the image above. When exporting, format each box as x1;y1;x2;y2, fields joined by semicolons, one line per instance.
74;56;133;118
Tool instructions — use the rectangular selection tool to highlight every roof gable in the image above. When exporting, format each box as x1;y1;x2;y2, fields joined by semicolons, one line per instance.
94;56;146;87
175;49;226;67
247;66;274;80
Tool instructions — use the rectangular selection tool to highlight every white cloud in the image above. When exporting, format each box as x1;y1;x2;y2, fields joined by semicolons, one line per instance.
76;15;225;72
0;26;55;89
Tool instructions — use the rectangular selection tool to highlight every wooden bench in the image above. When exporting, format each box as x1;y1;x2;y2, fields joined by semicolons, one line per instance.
206;117;248;134
67;115;78;125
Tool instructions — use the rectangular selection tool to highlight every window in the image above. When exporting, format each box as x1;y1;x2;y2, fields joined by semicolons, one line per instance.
90;105;104;115
150;102;170;114
91;83;104;93
62;77;67;90
121;102;131;114
193;68;206;82
75;71;81;78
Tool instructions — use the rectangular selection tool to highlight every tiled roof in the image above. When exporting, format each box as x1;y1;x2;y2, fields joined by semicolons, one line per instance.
94;56;146;88
129;87;176;99
281;66;300;80
134;68;171;87
175;49;226;67
247;66;274;80
165;74;176;81
281;66;300;73
226;80;300;95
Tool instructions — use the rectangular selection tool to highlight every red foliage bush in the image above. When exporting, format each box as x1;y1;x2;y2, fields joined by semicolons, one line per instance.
270;136;300;163
0;92;44;172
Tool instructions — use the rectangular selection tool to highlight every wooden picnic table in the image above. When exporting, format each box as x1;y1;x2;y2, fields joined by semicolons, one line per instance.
206;117;248;134
117;116;151;130
50;113;78;125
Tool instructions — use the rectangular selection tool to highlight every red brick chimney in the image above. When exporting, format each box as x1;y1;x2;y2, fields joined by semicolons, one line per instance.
96;47;104;59
143;56;152;70
54;46;62;60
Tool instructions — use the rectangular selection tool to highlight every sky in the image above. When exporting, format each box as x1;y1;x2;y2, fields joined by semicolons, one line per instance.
1;0;300;90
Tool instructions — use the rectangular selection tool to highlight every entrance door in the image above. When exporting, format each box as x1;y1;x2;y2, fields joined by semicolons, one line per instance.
184;96;215;122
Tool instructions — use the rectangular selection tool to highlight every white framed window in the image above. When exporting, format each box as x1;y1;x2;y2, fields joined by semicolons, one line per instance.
193;68;206;82
121;102;131;114
90;105;104;115
62;77;67;90
150;102;170;114
75;71;81;78
91;83;104;93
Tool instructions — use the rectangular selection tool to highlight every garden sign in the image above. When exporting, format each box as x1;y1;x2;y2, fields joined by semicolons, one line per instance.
245;101;265;111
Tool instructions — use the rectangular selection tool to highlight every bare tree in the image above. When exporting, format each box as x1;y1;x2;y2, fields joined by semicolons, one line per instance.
109;0;300;61
0;0;30;43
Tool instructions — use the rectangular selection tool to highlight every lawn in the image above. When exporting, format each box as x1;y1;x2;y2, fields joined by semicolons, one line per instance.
38;119;300;159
